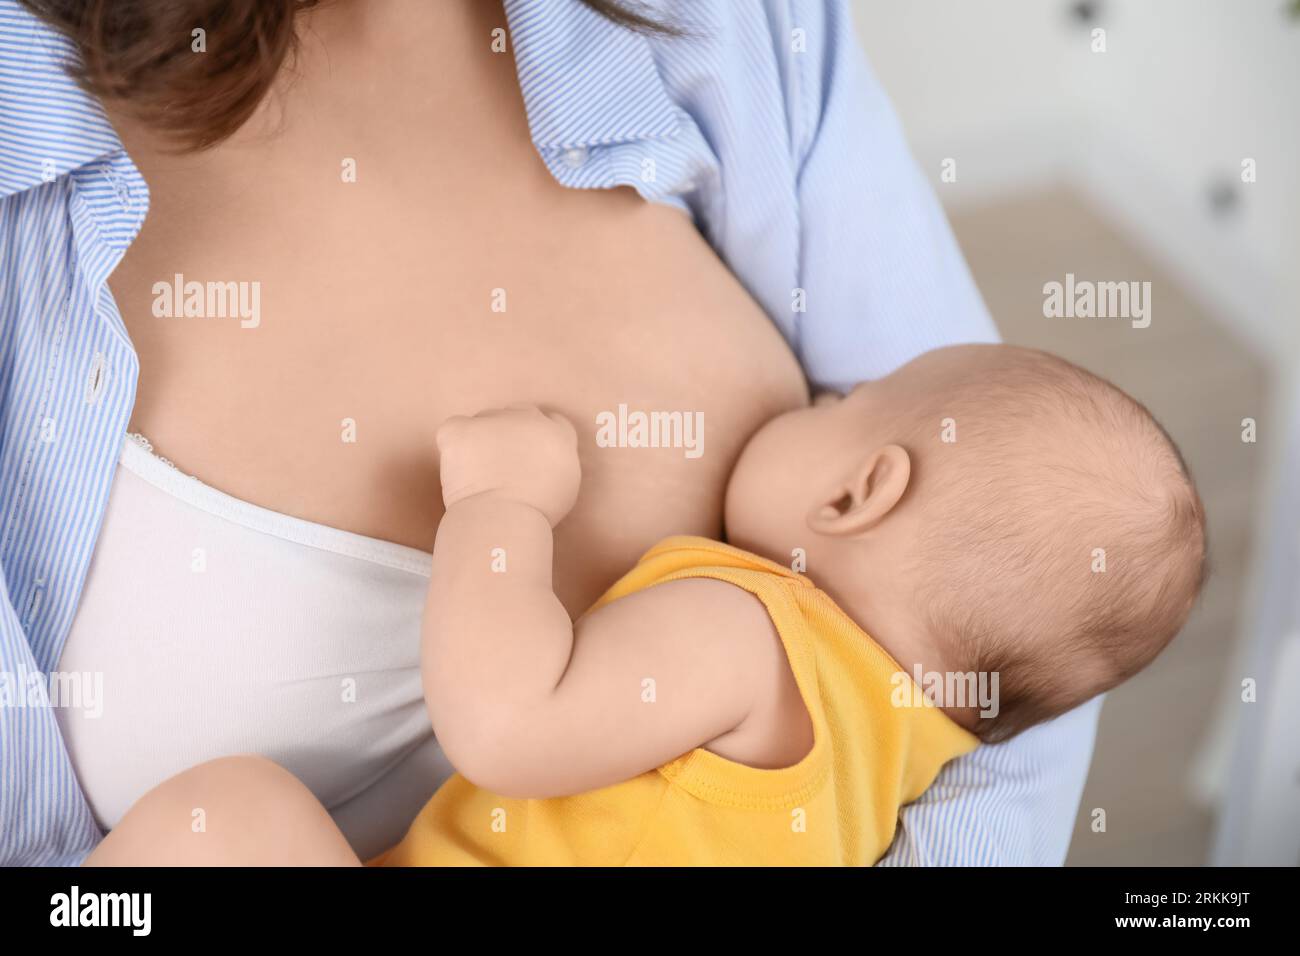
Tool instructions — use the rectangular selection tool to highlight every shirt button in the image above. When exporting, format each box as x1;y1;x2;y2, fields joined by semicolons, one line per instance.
84;352;108;406
560;146;589;169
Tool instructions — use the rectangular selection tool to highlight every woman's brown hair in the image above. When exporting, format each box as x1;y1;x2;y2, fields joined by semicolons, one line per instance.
20;0;672;151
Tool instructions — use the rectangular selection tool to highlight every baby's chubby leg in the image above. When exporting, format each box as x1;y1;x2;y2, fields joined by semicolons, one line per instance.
85;755;360;866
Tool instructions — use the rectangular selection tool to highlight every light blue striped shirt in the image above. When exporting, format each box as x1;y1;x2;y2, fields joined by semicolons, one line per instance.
0;0;1100;866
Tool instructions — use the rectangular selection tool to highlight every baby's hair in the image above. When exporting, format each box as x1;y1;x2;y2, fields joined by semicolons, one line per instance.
904;346;1207;742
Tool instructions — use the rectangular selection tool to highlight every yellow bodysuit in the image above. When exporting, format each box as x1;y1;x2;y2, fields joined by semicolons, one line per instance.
376;536;978;866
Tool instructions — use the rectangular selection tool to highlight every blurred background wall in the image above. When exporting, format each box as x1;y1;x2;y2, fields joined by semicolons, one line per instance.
849;0;1300;865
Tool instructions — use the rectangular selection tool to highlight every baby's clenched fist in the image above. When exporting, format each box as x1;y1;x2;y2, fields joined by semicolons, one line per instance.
435;405;581;527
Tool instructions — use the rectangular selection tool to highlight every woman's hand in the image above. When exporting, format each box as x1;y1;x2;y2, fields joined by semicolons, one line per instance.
435;404;581;527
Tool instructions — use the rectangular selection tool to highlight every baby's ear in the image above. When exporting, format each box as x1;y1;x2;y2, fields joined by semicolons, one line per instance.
806;444;911;537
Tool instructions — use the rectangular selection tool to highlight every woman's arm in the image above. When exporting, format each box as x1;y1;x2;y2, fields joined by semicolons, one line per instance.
786;0;999;390
783;0;1097;864
879;698;1103;866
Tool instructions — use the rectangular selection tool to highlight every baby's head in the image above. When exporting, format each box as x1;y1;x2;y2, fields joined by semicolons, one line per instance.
726;344;1206;741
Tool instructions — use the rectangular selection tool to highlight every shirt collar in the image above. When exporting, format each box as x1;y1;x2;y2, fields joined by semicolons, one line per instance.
0;0;125;198
0;0;684;199
503;0;680;150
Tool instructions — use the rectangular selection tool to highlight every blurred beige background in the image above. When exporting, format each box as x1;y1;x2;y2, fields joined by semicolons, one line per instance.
851;0;1300;865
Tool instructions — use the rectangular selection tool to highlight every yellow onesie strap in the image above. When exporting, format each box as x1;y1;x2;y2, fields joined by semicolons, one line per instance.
586;535;978;818
588;536;832;809
588;535;814;609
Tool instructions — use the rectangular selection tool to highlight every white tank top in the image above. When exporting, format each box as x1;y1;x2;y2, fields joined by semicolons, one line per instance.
56;434;452;860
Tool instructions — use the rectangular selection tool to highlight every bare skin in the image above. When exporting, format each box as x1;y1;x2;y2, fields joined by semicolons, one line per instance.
107;0;807;617
87;756;360;866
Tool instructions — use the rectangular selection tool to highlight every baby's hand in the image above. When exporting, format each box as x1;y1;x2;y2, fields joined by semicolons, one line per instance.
435;405;581;526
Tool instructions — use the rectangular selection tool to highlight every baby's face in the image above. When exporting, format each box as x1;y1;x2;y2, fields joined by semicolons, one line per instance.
723;346;965;565
724;382;875;555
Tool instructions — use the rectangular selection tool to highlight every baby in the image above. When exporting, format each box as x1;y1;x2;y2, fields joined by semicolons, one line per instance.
90;344;1206;866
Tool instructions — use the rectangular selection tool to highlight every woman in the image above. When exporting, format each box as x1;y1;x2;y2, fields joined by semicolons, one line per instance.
0;0;1100;865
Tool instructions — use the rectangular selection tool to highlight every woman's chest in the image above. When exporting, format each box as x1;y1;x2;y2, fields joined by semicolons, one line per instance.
104;0;807;612
110;152;806;613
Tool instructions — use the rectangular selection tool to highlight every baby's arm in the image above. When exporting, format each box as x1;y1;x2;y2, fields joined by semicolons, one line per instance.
424;407;795;799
